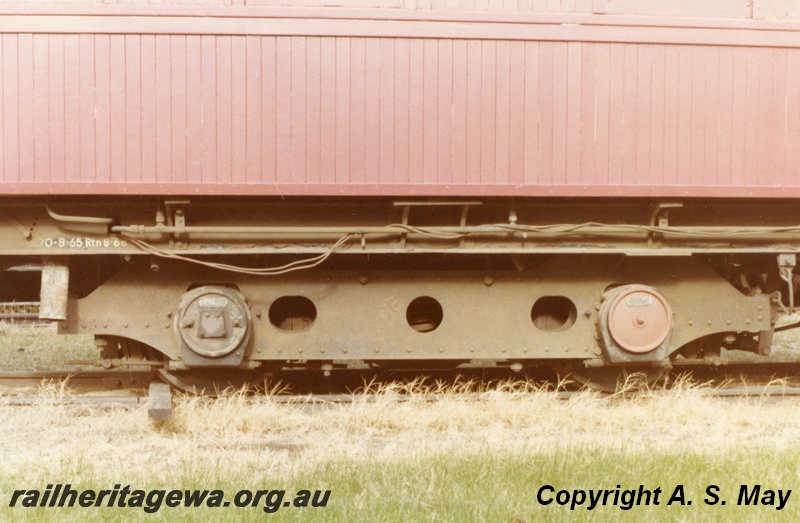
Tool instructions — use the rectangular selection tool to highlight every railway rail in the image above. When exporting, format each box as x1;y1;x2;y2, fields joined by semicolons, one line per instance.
2;363;800;419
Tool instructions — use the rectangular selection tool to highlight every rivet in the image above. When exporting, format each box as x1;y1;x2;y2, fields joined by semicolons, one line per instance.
758;315;763;321
688;320;694;326
375;348;380;353
406;348;412;353
145;323;150;328
726;319;731;325
359;275;369;285
438;348;444;353
470;348;475;352
501;348;506;353
320;348;326;354
746;319;751;325
342;348;349;354
564;347;569;353
257;348;262;353
61;323;67;330
81;324;87;329
123;323;128;329
255;311;262;319
523;347;529;353
167;312;173;319
235;352;241;357
595;302;601;310
707;320;712;326
758;305;763;311
484;275;494;286
102;324;108;329
544;347;550;353
584;310;592;318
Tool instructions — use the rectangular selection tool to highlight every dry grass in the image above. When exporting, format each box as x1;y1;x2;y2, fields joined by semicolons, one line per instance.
0;377;800;521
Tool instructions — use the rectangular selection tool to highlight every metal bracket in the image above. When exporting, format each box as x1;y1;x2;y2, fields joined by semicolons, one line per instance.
778;254;796;310
393;200;481;250
164;200;190;249
1;209;32;240
647;202;683;247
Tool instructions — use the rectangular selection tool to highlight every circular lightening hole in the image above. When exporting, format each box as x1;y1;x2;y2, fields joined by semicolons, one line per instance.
531;296;577;332
269;296;317;333
406;296;443;333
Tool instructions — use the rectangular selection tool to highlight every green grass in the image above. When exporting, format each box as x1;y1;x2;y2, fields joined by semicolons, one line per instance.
2;445;798;522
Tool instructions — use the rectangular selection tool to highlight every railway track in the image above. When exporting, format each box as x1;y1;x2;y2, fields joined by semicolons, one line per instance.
2;362;800;420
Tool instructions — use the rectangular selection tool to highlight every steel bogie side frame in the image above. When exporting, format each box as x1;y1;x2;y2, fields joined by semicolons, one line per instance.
0;196;792;373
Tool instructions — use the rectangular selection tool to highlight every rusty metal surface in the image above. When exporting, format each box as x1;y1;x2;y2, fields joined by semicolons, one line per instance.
1;3;800;197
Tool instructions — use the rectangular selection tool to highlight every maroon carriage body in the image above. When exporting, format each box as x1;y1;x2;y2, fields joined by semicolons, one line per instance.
1;0;799;198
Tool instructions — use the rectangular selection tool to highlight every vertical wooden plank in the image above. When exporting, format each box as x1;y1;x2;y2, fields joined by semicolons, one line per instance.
17;35;34;182
140;34;157;183
245;36;262;183
579;42;596;185
393;38;410;184
703;46;720;186
78;34;96;183
763;48;781;185
592;43;610;186
608;44;627;186
380;38;396;184
48;35;66;182
494;40;510;185
261;37;277;184
319;36;336;185
335;37;352;183
743;47;760;187
689;45;706;186
231;36;248;184
465;39;482;185
635;44;651;187
94;35;111;183
2;36;19;180
730;47;747;188
408;38;424;183
290;36;307;183
662;45;679;185
109;35;127;183
565;41;582;185
275;36;292;183
538;42;555;185
423;39;439;183
551;42;568;185
186;36;204;184
786;49;800;188
0;34;4;181
125;35;141;183
437;39;453;184
480;40;496;183
305;37;322;184
349;38;367;184
763;48;784;186
33;34;50;181
621;43;638;186
199;35;217;183
154;35;172;183
716;46;733;187
649;44;666;186
216;36;233;183
676;45;693;187
523;41;539;184
63;35;81;183
508;40;525;185
171;36;188;183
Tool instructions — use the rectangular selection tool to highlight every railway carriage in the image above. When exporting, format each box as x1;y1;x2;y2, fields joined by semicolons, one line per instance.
2;0;800;391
